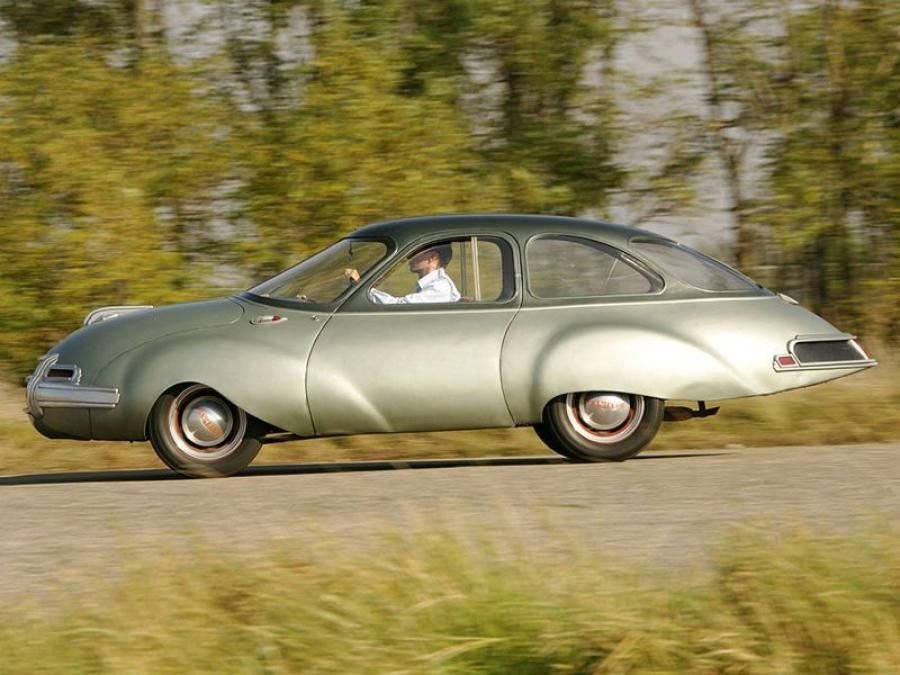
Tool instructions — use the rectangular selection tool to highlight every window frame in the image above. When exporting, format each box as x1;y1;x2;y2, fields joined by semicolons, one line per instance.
524;234;664;303
628;237;763;295
241;236;395;312
340;231;521;313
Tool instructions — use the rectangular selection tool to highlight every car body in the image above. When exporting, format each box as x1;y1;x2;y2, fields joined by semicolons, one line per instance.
27;214;877;476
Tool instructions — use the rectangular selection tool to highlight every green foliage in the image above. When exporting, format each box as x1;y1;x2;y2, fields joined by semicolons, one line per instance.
1;524;899;672
0;42;242;374
273;10;499;252
749;0;900;333
0;0;897;381
467;0;624;212
0;0;133;44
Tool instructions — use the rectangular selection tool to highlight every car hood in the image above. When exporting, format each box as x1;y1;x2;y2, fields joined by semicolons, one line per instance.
45;298;245;382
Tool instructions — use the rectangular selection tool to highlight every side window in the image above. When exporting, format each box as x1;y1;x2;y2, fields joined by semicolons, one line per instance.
527;236;658;299
369;236;514;306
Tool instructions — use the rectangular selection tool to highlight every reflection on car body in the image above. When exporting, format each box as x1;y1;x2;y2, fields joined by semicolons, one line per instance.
27;214;877;477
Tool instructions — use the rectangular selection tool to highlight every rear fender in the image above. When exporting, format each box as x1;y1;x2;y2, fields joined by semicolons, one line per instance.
515;326;755;424
501;296;871;424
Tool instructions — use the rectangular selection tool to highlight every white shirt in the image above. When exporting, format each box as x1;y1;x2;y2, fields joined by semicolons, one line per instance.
369;268;461;304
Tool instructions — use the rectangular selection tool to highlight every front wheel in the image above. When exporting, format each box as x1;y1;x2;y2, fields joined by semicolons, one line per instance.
148;384;262;478
535;392;664;462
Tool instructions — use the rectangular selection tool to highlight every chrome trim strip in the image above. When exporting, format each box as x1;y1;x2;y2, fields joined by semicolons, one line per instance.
26;354;58;418
773;358;878;372
26;353;120;417
33;382;120;409
250;315;289;326
787;333;856;351
84;305;154;326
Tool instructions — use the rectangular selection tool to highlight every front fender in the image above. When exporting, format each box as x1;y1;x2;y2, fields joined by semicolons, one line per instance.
90;316;324;440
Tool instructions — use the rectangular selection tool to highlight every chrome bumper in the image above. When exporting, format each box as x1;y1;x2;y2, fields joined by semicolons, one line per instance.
26;354;119;419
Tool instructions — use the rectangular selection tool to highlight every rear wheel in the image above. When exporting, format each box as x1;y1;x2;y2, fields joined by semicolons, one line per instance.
535;392;664;462
148;384;262;478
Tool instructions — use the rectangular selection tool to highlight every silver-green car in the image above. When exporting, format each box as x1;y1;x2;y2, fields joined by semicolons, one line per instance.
27;215;876;477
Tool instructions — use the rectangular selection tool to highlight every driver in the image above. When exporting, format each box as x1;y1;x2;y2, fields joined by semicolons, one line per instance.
345;244;460;304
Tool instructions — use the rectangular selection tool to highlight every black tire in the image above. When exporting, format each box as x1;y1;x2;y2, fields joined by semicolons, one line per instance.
148;384;262;478
533;418;582;461
536;392;664;462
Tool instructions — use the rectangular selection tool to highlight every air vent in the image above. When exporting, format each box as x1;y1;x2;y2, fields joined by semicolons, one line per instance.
793;340;866;364
45;364;80;383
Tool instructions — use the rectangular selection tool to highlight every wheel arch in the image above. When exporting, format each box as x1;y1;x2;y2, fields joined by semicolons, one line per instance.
503;323;753;425
89;329;314;441
140;380;275;440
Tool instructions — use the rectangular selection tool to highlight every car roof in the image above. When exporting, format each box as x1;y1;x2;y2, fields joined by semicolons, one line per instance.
351;214;675;249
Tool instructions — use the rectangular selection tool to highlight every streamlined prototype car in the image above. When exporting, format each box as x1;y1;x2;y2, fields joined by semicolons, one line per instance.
27;215;876;477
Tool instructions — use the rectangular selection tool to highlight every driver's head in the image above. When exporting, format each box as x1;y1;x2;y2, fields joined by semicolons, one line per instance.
407;244;452;277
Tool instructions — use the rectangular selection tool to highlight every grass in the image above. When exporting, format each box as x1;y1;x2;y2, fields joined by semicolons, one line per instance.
1;350;897;475
1;523;898;673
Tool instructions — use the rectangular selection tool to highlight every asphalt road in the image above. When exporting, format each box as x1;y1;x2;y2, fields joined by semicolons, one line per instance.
1;443;898;604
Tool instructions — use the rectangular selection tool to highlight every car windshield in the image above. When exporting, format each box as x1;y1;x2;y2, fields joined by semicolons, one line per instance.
631;240;757;292
249;239;389;304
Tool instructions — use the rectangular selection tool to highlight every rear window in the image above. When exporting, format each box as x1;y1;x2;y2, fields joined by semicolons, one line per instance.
631;240;757;292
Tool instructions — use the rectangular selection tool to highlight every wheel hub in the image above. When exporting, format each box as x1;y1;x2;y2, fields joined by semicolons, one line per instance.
181;396;234;447
577;393;632;431
564;391;645;445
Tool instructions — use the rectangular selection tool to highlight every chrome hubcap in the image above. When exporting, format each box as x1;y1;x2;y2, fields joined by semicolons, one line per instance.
167;385;247;461
566;392;644;444
577;393;632;431
181;396;234;447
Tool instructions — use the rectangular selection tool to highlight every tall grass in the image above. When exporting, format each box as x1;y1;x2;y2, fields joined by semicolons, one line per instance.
1;525;899;673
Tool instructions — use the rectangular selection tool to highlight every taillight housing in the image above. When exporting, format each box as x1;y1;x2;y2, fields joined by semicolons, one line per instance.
773;334;877;372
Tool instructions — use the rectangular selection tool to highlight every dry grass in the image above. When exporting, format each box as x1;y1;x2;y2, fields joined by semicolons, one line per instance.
1;523;898;673
2;351;897;475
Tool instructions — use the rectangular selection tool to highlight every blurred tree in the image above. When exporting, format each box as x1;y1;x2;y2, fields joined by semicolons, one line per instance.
0;0;896;384
312;0;624;214
0;40;242;375
641;0;897;339
757;0;899;335
685;0;772;269
0;0;157;57
0;0;127;43
243;6;506;274
463;0;625;213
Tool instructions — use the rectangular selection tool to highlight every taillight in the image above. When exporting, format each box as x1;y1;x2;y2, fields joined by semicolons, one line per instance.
775;354;798;368
774;335;877;371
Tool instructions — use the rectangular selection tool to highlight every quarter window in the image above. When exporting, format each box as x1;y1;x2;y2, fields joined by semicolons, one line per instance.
631;240;756;292
527;236;658;298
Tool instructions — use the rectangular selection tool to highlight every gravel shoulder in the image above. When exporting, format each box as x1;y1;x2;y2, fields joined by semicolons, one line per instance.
1;443;898;603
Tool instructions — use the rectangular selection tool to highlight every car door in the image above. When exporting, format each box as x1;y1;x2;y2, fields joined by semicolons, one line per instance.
306;234;521;435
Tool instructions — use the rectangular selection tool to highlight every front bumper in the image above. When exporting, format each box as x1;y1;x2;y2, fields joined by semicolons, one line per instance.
26;354;120;419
